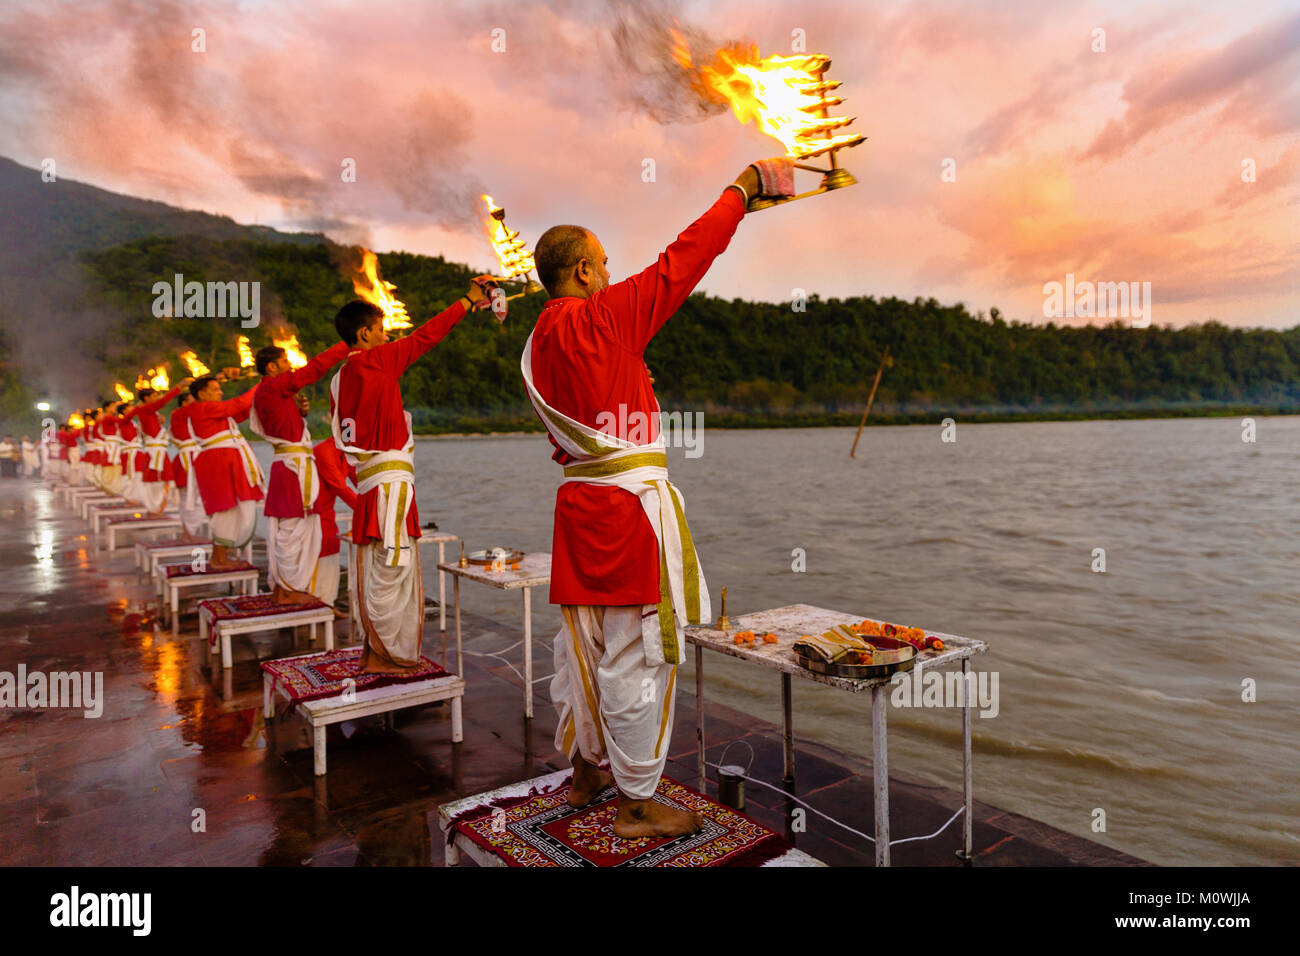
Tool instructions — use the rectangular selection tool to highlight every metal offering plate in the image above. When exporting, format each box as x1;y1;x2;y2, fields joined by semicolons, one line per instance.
467;548;525;566
793;635;917;680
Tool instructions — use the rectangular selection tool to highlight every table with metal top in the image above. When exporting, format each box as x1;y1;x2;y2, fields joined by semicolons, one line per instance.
686;603;988;866
437;552;552;719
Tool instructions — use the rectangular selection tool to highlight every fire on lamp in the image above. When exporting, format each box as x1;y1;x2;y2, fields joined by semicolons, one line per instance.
272;330;308;370
672;31;866;211
113;383;134;403
353;250;414;334
481;195;543;301
180;351;210;377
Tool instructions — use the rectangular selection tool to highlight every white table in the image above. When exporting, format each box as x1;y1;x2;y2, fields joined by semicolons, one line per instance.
156;562;260;634
686;604;988;867
136;539;249;575
438;552;551;718
437;768;826;867
105;516;182;551
263;651;464;775
200;595;335;669
93;503;176;534
416;531;459;631
80;493;120;521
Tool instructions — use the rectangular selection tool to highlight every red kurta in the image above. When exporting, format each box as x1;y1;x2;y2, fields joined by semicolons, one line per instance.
126;386;182;481
331;301;467;545
55;429;75;460
169;405;193;487
312;437;358;557
98;415;120;465
529;188;745;605
255;341;350;519
189;386;263;513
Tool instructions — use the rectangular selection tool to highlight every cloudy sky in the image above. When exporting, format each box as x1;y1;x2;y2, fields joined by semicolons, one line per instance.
1;0;1296;327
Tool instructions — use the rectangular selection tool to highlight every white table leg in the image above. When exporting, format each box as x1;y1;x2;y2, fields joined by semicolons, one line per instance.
454;576;463;678
325;619;335;652
782;671;795;783
199;608;207;647
872;682;890;867
451;695;463;743
445;837;461;866
263;675;274;719
523;586;533;719
170;587;179;636
438;541;447;632
696;644;706;789
309;621;317;645
222;632;232;669
313;725;326;776
961;656;973;862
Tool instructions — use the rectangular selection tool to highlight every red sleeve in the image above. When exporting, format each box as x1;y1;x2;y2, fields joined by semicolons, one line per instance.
198;384;259;424
315;441;358;510
374;300;467;378
135;386;183;417
592;189;745;354
287;341;350;392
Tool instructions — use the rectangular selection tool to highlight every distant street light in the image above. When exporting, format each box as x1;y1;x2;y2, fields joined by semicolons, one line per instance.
35;402;50;411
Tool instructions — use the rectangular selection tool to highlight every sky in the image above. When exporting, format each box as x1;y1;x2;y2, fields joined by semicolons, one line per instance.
1;0;1297;328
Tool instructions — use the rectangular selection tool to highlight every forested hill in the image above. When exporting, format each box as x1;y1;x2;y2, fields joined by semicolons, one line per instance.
0;148;1296;435
43;233;1300;436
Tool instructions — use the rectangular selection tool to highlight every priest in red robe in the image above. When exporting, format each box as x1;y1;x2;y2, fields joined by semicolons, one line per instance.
329;277;494;674
188;374;263;569
123;381;189;514
250;341;349;605
523;160;789;838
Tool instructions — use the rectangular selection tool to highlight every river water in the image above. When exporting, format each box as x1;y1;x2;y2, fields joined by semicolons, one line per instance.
257;416;1300;865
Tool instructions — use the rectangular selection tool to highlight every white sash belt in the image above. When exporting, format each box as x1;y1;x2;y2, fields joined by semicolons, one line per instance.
249;406;318;510
198;419;265;491
520;330;708;665
330;365;415;567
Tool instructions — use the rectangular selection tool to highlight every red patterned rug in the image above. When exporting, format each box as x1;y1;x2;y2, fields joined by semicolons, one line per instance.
141;538;211;550
199;594;331;645
261;647;448;711
450;775;795;867
165;560;256;578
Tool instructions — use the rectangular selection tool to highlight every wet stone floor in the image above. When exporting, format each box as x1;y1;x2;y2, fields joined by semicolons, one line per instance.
0;478;1146;866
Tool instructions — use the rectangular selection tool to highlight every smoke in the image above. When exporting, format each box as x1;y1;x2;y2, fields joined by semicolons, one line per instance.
603;0;736;123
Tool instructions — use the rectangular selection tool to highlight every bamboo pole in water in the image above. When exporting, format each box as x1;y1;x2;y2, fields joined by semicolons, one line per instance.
849;345;890;458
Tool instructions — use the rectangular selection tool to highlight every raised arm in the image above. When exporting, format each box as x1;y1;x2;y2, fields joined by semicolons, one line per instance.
286;341;351;391
594;187;746;354
376;300;468;378
134;385;184;417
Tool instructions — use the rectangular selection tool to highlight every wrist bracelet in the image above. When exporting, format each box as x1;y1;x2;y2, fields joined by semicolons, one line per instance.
726;183;749;205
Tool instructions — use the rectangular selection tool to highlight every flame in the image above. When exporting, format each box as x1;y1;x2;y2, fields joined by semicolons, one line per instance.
236;335;255;368
272;329;308;370
352;250;413;332
481;195;536;279
180;351;210;377
135;366;169;391
114;383;134;402
68;413;85;429
670;31;863;160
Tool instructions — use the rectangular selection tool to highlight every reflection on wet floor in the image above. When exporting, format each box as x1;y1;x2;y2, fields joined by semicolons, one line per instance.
0;479;1147;866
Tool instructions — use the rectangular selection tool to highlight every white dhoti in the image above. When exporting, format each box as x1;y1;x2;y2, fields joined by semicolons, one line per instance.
266;515;323;594
101;463;125;495
136;479;169;513
209;500;257;549
68;447;80;484
551;604;677;800
311;552;341;606
353;538;423;666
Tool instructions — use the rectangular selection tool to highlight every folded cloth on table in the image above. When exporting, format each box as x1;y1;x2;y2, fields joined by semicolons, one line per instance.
793;624;874;664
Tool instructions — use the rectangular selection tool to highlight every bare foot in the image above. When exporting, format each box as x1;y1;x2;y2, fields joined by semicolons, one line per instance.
272;585;318;606
332;607;348;621
568;758;615;808
613;796;704;839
